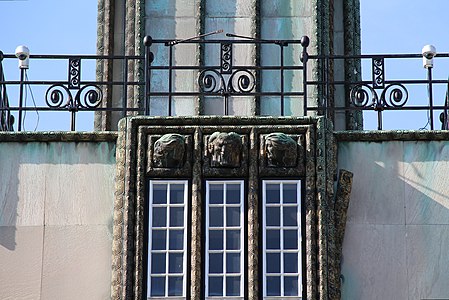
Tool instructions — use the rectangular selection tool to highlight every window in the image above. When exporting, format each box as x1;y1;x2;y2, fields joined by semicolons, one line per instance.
147;181;188;298
205;181;245;298
263;181;302;298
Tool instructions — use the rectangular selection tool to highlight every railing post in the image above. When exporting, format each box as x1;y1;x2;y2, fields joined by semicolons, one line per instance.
300;36;309;117
17;68;25;132
144;36;153;116
427;67;434;130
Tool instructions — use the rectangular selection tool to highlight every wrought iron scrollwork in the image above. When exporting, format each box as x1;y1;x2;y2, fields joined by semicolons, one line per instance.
350;83;408;110
198;69;255;94
221;43;232;74
372;58;384;89
45;84;103;109
45;58;103;111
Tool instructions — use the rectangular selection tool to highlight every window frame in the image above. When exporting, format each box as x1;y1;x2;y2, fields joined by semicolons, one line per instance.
147;180;189;299
205;180;246;299
262;180;303;299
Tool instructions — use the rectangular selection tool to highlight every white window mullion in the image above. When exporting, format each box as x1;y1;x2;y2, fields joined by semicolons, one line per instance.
148;180;188;299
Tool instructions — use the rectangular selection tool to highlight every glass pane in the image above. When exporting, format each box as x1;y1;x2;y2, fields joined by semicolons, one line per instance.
152;207;166;227
226;253;240;273
266;207;280;226
168;276;183;296
226;230;240;250
266;252;280;273
170;207;184;227
226;184;241;204
266;184;280;203
284;253;299;273
153;184;167;204
150;277;165;296
169;253;183;273
283;206;297;226
284;276;299;296
283;184;298;203
226;207;240;227
209;184;224;204
226;276;241;296
209;253;223;274
209;230;224;250
209;276;223;296
266;229;280;249
170;184;185;204
169;230;183;250
266;276;281;296
151;230;166;250
284;229;298;249
151;253;166;274
210;207;223;227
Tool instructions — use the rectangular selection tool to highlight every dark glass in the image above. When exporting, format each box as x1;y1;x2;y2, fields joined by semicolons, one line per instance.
226;276;241;296
170;184;185;204
209;184;224;204
151;253;165;274
226;207;240;227
226;253;240;273
283;184;298;203
152;207;166;227
169;207;184;227
209;207;223;227
226;230;240;250
266;184;280;203
284;252;298;273
209;230;224;250
208;277;223;296
266;252;280;273
168;276;183;296
169;253;183;273
209;253;223;274
284;276;299;296
150;277;165;296
153;184;167;204
151;230;166;250
226;184;241;204
266;276;281;296
284;229;298;249
266;229;280;249
169;229;183;250
266;207;280;226
283;206;297;226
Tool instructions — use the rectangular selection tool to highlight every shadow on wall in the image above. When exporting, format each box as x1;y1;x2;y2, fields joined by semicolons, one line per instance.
338;140;449;299
0;142;116;251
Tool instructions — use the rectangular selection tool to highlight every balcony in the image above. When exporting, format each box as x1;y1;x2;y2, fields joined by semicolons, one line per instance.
1;35;448;131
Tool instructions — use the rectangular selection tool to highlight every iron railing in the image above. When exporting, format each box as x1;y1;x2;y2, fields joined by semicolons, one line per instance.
1;35;449;131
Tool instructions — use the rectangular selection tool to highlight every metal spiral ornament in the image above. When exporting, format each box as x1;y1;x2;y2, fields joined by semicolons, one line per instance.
381;83;408;107
198;69;225;93
45;84;72;108
76;84;103;108
228;70;255;93
350;84;377;107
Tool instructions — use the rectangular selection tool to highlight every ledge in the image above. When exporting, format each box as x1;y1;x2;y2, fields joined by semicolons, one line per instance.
335;130;449;142
0;131;118;142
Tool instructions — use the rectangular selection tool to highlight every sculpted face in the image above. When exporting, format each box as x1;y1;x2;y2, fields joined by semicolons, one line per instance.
153;134;185;168
265;133;297;167
208;132;242;167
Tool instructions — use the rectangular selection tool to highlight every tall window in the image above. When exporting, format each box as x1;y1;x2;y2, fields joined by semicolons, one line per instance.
205;181;245;298
263;181;302;298
147;181;188;298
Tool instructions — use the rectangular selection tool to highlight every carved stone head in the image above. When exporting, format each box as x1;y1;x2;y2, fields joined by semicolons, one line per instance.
208;132;242;167
265;132;297;167
153;134;185;168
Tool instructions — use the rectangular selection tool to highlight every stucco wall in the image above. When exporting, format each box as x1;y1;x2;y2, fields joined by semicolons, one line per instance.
0;136;116;299
338;138;449;300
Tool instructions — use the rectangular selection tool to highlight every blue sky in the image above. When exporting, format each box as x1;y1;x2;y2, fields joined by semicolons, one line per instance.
1;0;448;131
